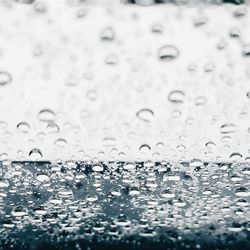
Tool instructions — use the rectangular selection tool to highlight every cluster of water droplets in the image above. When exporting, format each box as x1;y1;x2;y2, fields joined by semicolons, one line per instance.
0;160;249;247
0;1;250;162
0;0;250;247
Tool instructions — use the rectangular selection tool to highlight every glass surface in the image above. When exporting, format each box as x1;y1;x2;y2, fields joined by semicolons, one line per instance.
0;0;249;249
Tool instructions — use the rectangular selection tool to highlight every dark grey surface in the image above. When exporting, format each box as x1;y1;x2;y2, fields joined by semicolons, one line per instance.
0;161;249;249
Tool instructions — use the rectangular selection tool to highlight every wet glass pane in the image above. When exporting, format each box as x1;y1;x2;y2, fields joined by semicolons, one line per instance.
0;0;249;249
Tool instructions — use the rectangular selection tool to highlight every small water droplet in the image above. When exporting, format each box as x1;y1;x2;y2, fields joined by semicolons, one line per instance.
86;193;98;202
193;16;208;27
29;148;43;160
47;123;59;133
92;163;104;172
220;123;237;134
235;187;250;197
230;152;242;161
129;186;140;196
36;171;49;182
54;138;68;148
195;96;207;106
34;1;47;13
124;162;136;171
11;206;28;217
151;24;163;33
0;178;9;188
136;108;154;123
38;109;56;122
105;54;118;65
102;137;117;147
139;144;151;154
0;71;12;86
158;45;179;62
168;90;185;103
242;44;250;57
100;27;115;42
17;122;30;133
161;189;175;199
205;141;216;149
229;28;240;38
15;0;35;4
86;90;97;101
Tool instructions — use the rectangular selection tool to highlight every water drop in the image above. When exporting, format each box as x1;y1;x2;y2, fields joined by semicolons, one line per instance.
34;1;47;13
190;159;204;168
110;188;121;197
124;162;136;171
195;96;207;106
136;108;154;123
86;90;98;101
102;137;117;147
36;171;49;182
168;90;185;103
229;28;240;38
233;7;247;18
151;24;163;33
54;138;68;148
220;123;237;134
29;148;43;160
242;44;250;57
230;152;242;161
242;167;250;175
235;187;250;197
0;178;9;188
92;163;104;172
86;193;98;202
129;186;140;196
58;187;73;198
161;189;175;199
205;141;216;149
105;54;118;65
17;122;30;133
15;0;35;4
38;109;56;122
193;16;208;27
158;45;179;62
139;144;151;154
11;206;28;217
100;27;115;42
47;123;59;133
0;71;12;86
